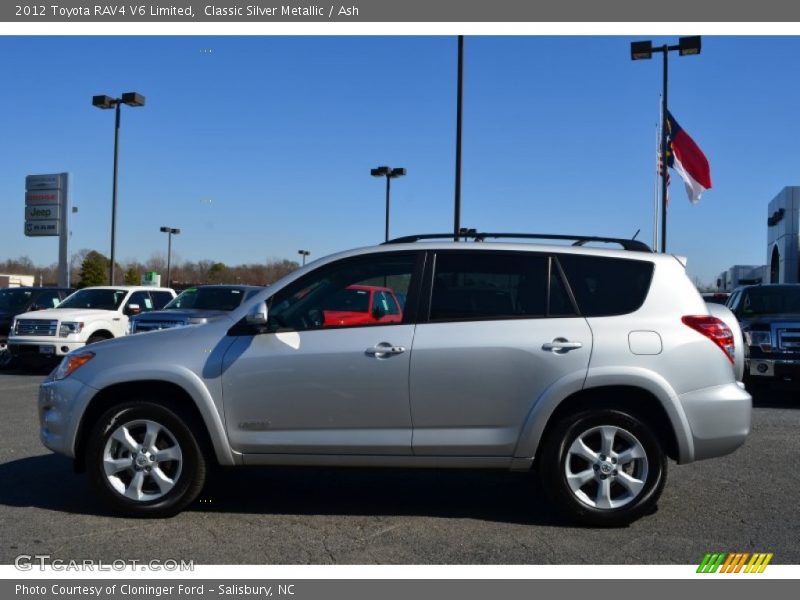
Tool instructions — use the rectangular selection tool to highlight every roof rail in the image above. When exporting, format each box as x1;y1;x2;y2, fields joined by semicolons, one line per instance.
384;232;652;252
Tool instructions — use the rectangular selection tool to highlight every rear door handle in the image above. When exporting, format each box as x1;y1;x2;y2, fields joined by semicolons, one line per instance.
542;338;583;353
365;343;406;358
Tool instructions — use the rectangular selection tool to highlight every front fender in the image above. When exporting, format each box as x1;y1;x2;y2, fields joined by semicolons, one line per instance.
74;364;238;466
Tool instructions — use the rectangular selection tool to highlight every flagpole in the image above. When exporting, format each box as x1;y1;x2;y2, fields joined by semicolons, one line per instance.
654;117;660;251
660;45;669;254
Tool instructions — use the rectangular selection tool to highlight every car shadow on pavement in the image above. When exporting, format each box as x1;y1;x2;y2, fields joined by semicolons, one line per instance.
749;388;799;408
0;454;105;514
189;466;581;527
0;455;579;526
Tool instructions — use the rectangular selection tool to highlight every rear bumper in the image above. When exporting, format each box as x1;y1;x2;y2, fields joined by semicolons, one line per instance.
678;382;752;462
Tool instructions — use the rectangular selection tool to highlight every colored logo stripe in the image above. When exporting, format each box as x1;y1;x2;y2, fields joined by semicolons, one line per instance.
697;552;773;573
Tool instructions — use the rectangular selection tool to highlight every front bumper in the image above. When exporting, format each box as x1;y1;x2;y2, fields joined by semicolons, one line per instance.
678;382;752;462
10;338;86;358
38;375;96;457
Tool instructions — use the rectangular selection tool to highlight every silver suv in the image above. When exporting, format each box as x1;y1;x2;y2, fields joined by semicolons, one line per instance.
38;234;751;525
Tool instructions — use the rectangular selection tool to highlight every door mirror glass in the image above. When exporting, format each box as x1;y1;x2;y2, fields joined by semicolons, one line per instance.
127;303;141;315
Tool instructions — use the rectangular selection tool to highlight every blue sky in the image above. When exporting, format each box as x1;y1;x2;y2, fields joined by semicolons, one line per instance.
1;35;797;284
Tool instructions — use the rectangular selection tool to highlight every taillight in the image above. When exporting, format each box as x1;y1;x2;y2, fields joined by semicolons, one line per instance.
682;315;735;363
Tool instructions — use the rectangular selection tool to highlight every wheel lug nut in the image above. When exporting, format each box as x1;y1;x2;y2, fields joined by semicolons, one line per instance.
593;464;599;471
599;455;605;461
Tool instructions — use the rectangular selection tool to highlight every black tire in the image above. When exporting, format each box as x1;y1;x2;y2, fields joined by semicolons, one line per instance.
539;409;667;527
86;333;111;345
0;344;14;370
85;401;207;518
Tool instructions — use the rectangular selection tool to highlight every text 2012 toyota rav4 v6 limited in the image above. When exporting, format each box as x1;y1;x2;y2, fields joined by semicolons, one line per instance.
39;233;751;526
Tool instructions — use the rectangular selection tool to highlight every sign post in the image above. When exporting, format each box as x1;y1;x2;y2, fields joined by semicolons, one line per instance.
25;173;70;287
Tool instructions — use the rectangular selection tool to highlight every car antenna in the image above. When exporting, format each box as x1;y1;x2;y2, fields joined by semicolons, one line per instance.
632;229;640;240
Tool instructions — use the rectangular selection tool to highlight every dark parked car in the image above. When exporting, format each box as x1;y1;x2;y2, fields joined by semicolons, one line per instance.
726;284;800;389
701;292;730;305
0;287;74;367
129;284;263;333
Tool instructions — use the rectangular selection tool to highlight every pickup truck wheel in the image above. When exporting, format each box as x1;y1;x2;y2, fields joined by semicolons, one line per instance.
539;409;667;527
86;333;111;345
86;401;206;517
0;342;13;369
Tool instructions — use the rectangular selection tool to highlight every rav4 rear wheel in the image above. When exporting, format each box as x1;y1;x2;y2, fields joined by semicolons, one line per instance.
86;401;206;517
539;409;667;527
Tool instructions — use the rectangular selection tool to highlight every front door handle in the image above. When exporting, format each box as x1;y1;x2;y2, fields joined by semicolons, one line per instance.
542;338;583;354
365;343;406;358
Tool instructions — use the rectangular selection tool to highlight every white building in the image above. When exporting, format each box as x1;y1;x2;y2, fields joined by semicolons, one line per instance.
766;186;800;283
0;274;35;288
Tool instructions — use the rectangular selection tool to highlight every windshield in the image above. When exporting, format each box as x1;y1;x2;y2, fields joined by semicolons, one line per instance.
741;287;800;316
164;287;249;311
0;289;33;311
58;289;128;310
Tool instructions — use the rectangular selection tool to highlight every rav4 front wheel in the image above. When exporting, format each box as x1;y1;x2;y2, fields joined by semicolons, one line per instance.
539;409;667;527
86;401;206;517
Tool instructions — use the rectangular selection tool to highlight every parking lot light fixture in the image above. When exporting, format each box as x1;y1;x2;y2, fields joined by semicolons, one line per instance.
160;226;180;287
93;91;146;284
629;38;701;253
371;166;407;242
298;249;310;266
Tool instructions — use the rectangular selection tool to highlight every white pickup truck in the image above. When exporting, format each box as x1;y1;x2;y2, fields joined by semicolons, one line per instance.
8;286;175;366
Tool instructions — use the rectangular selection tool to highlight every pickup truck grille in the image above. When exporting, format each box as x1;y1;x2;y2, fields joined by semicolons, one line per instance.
14;319;58;337
777;327;800;352
132;320;185;333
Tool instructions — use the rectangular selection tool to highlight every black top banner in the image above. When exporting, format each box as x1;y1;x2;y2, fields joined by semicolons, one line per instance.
3;0;800;22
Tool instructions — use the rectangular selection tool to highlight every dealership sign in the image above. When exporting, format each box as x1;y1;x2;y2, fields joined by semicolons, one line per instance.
26;204;60;221
23;172;71;287
25;189;63;206
24;220;60;236
24;173;66;238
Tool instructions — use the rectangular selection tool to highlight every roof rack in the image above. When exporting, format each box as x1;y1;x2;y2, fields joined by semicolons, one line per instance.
384;232;652;253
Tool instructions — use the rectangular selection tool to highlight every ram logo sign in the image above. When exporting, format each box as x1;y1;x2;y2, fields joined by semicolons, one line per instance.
697;552;773;573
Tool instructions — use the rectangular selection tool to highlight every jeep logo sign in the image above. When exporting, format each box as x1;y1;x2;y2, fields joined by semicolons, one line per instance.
25;205;60;221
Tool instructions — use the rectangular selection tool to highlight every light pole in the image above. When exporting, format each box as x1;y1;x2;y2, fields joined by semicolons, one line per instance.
454;34;464;241
631;36;701;254
92;92;146;284
298;250;310;266
370;166;406;242
159;226;180;287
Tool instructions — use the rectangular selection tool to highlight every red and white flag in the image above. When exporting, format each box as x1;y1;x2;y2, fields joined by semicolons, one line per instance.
665;111;712;204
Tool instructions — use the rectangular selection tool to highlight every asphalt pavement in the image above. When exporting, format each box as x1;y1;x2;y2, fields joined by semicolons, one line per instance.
0;370;798;565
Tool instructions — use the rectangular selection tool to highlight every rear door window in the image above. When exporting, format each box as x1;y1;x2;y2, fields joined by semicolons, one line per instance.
428;252;576;321
557;254;654;316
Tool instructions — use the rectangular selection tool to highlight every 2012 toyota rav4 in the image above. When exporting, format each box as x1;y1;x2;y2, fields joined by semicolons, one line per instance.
38;233;751;526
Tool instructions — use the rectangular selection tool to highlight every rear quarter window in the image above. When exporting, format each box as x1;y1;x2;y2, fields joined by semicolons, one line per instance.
557;254;654;317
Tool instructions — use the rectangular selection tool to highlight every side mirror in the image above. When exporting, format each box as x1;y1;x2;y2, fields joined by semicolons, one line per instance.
373;305;386;320
127;303;141;315
245;301;269;331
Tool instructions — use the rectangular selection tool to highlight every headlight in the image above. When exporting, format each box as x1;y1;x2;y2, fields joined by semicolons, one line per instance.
59;321;84;337
54;351;95;380
744;330;771;351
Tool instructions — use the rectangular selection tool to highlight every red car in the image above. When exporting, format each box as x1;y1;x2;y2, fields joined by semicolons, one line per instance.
322;284;403;327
